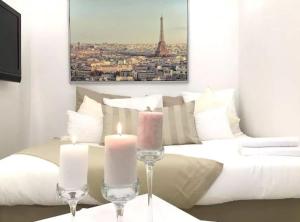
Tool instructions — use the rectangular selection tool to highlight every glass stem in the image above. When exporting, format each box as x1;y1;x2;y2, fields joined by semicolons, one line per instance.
114;203;124;222
146;162;154;222
69;199;78;218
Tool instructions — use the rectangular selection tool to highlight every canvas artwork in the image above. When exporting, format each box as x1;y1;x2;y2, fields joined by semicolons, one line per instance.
70;0;188;82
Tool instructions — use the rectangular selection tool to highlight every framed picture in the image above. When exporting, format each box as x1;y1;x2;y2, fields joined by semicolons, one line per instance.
69;0;188;82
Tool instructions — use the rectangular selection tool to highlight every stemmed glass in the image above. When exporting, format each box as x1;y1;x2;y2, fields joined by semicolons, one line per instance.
56;184;88;220
137;148;163;222
57;142;88;221
102;180;139;222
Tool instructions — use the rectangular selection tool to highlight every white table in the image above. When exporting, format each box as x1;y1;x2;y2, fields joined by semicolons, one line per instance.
37;195;211;222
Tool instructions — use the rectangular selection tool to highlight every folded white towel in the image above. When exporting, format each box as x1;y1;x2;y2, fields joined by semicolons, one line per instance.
241;137;299;148
240;147;300;157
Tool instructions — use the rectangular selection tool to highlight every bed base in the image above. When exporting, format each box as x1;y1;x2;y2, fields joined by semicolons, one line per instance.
186;198;300;222
0;204;94;222
1;199;300;222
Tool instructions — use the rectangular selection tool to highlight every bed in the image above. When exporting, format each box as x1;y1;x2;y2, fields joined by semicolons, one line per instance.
1;135;300;222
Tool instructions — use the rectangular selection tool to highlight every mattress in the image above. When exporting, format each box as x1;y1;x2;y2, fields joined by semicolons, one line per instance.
1;136;300;206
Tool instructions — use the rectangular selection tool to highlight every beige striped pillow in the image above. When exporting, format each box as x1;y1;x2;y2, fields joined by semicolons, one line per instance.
76;87;129;110
101;102;200;146
162;102;201;145
163;96;184;107
101;105;139;144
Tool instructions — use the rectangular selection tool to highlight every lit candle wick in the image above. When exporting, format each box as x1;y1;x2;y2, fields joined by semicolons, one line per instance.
117;122;122;136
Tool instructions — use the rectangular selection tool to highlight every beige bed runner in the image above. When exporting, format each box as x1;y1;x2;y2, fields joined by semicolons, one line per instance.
19;139;223;209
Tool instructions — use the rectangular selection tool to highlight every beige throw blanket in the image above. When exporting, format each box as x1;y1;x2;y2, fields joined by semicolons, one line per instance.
19;139;223;209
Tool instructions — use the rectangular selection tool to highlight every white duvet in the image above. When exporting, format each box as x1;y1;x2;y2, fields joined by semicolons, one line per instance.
1;136;300;206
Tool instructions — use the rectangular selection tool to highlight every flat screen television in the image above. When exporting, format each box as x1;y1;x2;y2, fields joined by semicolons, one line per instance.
0;0;21;82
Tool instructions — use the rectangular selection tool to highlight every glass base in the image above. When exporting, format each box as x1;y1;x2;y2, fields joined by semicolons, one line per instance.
137;148;164;163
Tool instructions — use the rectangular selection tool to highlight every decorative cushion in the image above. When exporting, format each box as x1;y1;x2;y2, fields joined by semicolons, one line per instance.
162;102;201;145
182;88;241;135
76;87;129;110
195;107;234;141
103;95;163;111
78;96;103;119
67;111;103;143
101;105;139;144
193;89;223;113
163;96;184;107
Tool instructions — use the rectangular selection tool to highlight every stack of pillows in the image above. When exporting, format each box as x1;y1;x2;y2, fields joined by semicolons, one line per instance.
66;87;242;145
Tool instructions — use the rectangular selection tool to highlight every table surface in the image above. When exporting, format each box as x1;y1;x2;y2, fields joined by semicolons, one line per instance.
36;194;212;222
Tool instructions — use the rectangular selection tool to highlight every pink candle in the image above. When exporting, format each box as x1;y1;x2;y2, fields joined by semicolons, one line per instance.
137;112;163;150
104;123;137;186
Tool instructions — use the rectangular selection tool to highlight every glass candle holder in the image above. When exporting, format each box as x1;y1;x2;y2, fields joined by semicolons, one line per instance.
137;148;164;222
56;184;88;220
102;180;139;222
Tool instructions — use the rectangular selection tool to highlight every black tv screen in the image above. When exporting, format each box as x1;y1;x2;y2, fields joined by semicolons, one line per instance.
0;0;21;82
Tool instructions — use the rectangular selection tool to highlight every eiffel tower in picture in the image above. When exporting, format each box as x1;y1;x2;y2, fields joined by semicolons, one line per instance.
155;16;169;57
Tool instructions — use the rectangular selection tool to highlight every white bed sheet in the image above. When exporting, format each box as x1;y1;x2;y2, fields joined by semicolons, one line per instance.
0;154;98;206
1;136;300;206
165;137;300;205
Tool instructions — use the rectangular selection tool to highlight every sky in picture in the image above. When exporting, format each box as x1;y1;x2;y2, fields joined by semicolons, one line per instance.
70;0;187;44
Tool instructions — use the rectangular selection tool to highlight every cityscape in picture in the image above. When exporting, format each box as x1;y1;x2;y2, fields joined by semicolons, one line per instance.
70;0;188;82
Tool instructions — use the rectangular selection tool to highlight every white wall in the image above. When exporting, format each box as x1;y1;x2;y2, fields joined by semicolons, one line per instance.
22;0;239;147
0;81;22;156
0;0;31;158
239;0;300;137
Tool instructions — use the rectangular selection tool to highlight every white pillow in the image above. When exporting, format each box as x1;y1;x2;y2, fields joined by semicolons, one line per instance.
182;89;236;111
195;108;234;141
182;91;203;103
67;111;103;143
103;94;163;111
182;89;241;135
78;96;103;119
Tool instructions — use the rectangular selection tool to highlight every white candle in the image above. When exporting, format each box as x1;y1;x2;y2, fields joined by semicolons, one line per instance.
59;143;88;190
137;112;163;150
104;123;137;186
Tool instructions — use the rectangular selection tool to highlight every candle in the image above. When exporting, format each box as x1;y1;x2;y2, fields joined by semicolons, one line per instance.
104;123;137;186
59;143;88;190
137;112;163;150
